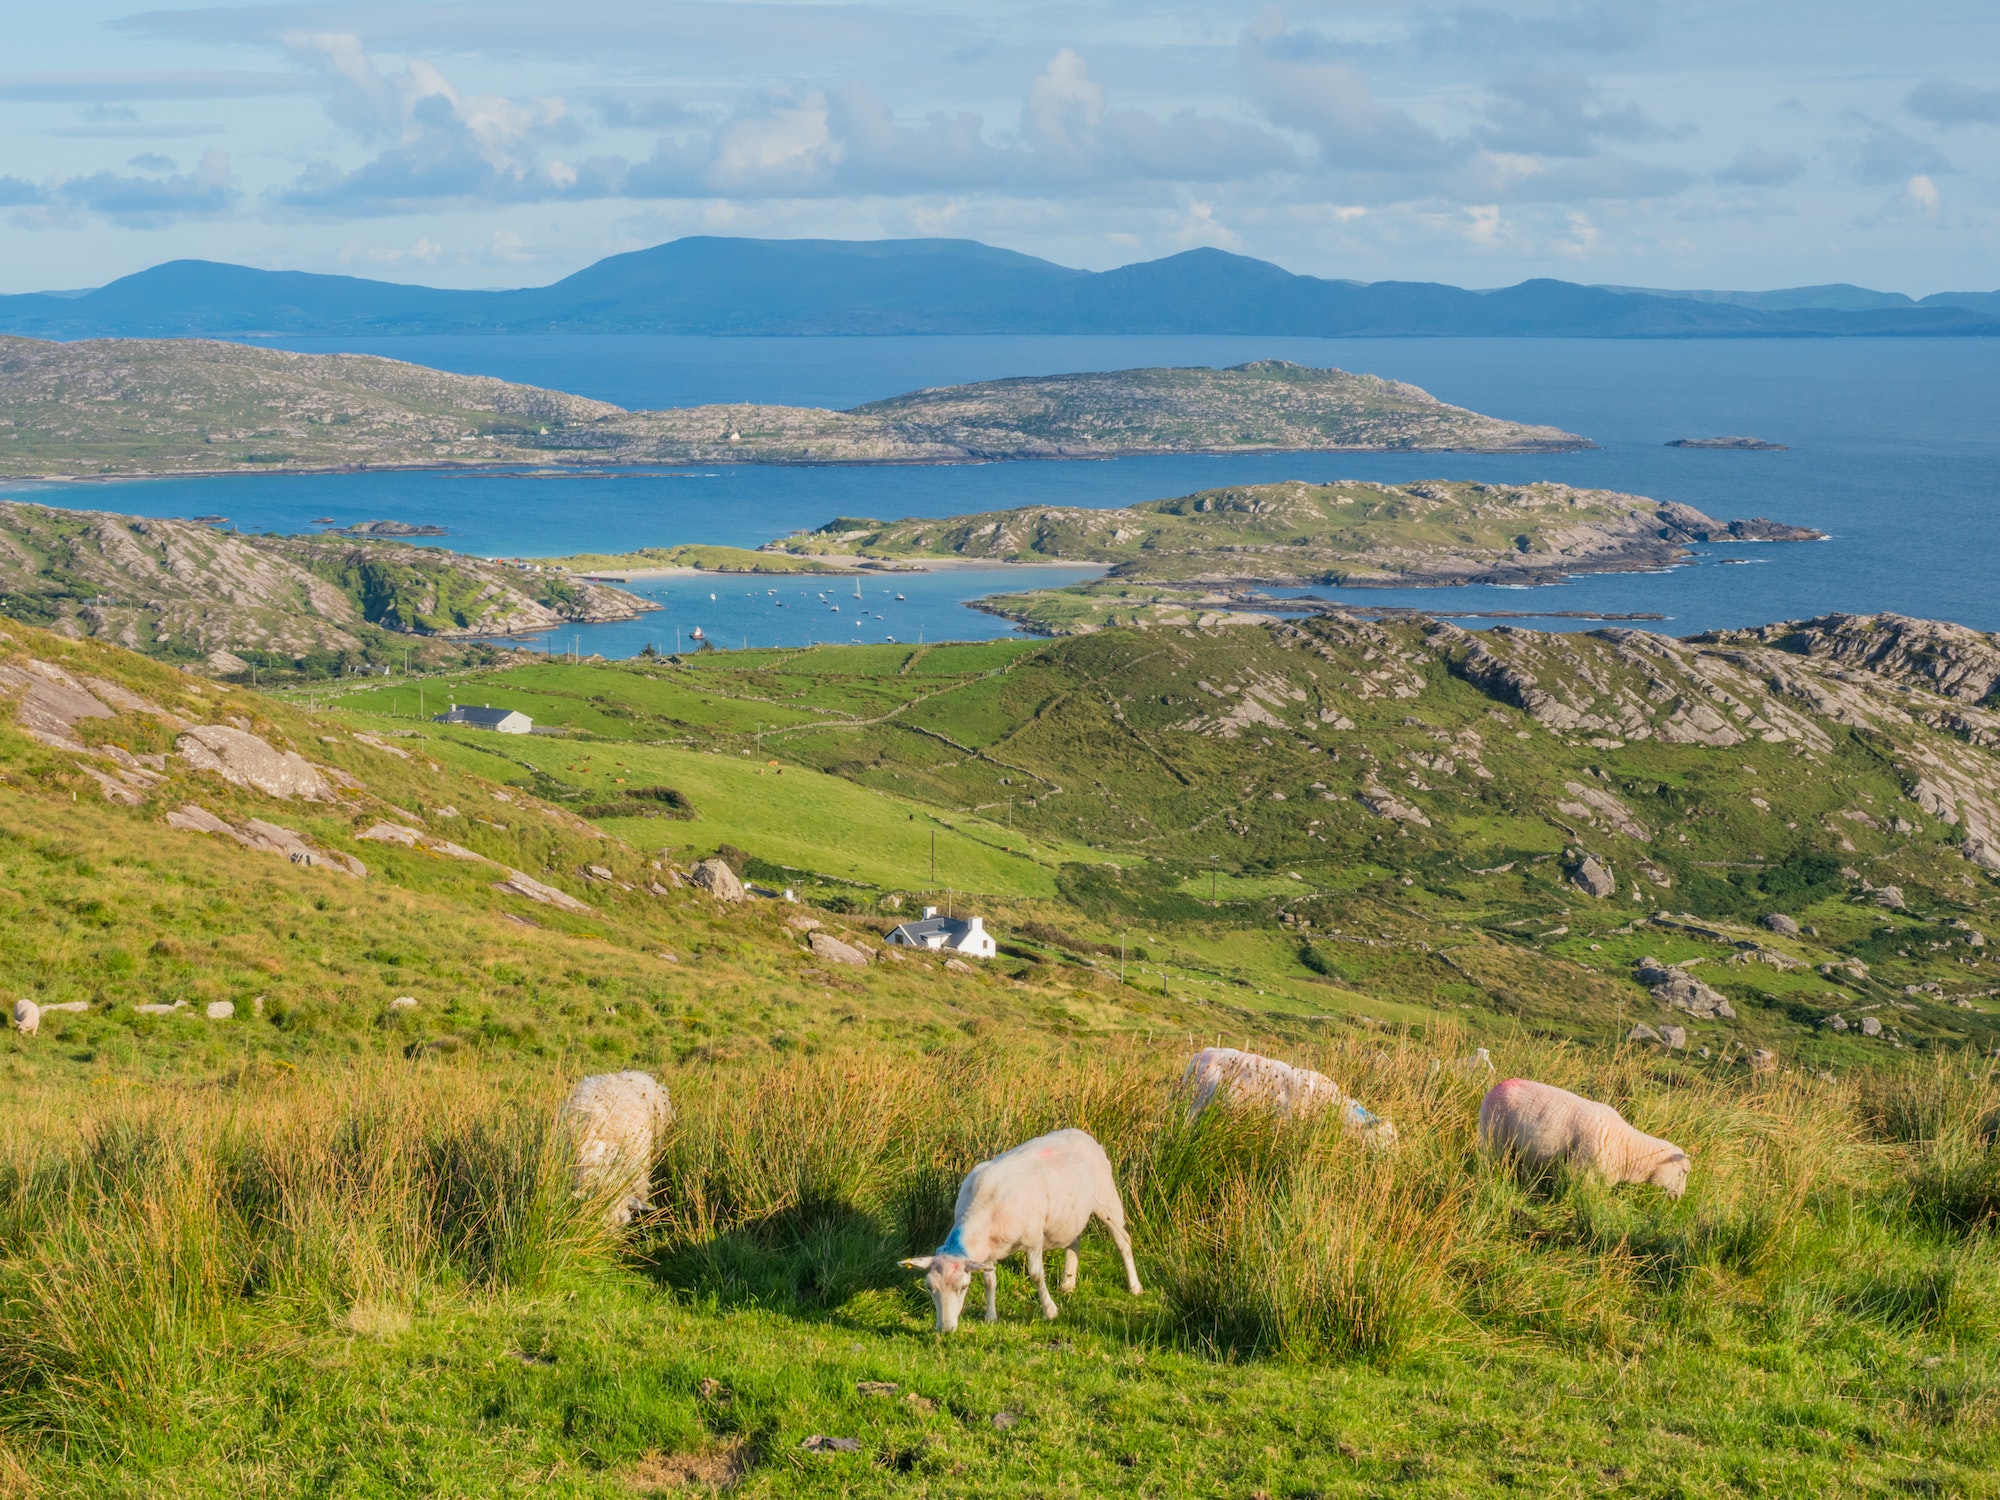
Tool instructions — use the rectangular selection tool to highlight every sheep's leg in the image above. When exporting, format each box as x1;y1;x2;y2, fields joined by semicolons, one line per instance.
1059;1245;1079;1295
1101;1208;1143;1296
1025;1247;1059;1319
982;1265;999;1323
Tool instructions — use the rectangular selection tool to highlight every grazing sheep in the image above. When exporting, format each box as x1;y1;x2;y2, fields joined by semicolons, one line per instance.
13;1000;38;1037
1478;1078;1690;1197
557;1071;673;1226
900;1128;1142;1333
1183;1047;1398;1146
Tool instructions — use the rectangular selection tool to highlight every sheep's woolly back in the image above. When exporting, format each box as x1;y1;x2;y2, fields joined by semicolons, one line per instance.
558;1071;672;1225
1479;1078;1687;1192
12;1000;37;1037
1184;1047;1396;1144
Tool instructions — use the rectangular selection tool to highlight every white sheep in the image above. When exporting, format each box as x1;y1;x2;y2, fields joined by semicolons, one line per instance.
1182;1047;1398;1146
1478;1078;1690;1197
13;1000;37;1037
556;1071;673;1226
900;1128;1142;1332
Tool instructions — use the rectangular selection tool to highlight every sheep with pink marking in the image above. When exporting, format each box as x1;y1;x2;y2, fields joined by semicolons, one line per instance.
1182;1046;1398;1147
901;1128;1143;1333
1478;1078;1690;1197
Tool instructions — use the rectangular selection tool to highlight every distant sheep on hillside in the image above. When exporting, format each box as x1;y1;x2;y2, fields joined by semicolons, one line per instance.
557;1071;672;1226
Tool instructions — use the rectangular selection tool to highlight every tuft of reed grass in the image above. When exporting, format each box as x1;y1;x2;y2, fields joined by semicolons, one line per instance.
0;1064;615;1446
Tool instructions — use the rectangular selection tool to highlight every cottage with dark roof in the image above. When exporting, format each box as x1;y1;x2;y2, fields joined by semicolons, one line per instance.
886;907;996;958
434;704;532;734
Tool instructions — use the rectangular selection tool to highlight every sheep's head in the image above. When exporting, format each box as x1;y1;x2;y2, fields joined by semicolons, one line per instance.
899;1254;989;1332
1649;1149;1690;1198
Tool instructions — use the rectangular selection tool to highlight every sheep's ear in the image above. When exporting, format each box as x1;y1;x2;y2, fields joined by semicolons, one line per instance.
963;1261;994;1273
899;1256;934;1271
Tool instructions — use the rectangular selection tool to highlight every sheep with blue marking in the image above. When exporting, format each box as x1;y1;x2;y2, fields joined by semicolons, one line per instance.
1182;1046;1398;1147
901;1128;1142;1332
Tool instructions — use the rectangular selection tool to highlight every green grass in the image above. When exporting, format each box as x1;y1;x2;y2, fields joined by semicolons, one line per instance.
9;1041;2000;1496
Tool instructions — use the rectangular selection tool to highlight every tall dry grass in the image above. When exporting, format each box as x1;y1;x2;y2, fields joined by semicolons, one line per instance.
0;1063;615;1443
0;1025;1986;1453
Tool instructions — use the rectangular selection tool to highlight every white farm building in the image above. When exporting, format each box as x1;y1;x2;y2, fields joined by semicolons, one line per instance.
434;704;532;734
885;908;997;958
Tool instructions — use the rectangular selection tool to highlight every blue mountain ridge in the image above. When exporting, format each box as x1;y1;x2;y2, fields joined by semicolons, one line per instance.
1;238;1995;339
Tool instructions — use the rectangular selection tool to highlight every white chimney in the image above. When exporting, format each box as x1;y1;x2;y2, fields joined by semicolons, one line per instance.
964;917;984;933
923;906;939;919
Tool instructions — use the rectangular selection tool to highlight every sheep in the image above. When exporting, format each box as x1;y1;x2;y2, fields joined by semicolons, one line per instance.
1478;1078;1690;1197
1182;1046;1398;1147
13;1000;37;1037
900;1128;1142;1333
556;1071;673;1226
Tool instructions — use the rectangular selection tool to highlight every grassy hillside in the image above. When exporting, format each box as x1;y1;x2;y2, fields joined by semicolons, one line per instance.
771;478;1821;587
8;611;2000;1494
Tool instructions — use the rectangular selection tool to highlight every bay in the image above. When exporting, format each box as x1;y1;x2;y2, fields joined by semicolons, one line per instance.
4;333;1995;654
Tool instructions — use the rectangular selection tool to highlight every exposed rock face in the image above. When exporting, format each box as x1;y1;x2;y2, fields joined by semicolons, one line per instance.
1762;913;1802;936
176;724;336;801
1558;780;1650;839
1626;1022;1662;1044
1359;785;1431;826
1636;958;1737;1019
1716;613;2000;705
1570;854;1616;898
491;869;591;913
164;803;365;877
1873;885;1907;910
1860;1015;1883;1037
809;931;870;967
690;858;747;901
206;1001;235;1020
1659;1024;1688;1050
1749;1048;1779;1073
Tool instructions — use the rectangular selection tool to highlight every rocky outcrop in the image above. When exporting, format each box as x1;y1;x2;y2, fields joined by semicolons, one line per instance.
491;869;591;913
1711;613;2000;705
164;803;365;876
1761;913;1801;936
690;858;747;901
808;932;871;967
1636;958;1736;1019
1359;785;1430;827
1569;854;1616;898
176;725;336;801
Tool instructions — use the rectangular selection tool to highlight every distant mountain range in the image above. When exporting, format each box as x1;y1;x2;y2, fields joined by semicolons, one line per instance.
3;238;1996;339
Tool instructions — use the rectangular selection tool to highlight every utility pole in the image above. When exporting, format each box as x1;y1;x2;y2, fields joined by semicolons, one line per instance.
1119;931;1126;985
930;828;937;885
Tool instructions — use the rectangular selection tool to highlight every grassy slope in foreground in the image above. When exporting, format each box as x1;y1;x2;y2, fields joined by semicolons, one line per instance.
6;616;2000;1494
772;477;1823;587
0;341;1586;478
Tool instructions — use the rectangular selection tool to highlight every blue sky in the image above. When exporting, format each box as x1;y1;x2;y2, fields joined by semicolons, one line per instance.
1;1;1995;294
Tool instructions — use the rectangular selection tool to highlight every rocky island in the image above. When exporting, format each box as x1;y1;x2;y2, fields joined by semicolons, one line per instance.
768;479;1823;589
0;499;654;668
1666;436;1789;450
0;338;1588;478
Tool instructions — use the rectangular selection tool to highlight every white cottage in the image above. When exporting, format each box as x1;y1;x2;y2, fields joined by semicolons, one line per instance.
434;704;532;734
886;907;996;959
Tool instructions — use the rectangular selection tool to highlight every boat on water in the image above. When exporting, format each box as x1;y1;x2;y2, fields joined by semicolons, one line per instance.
895;593;906;601
311;517;336;525
830;604;840;612
690;626;705;640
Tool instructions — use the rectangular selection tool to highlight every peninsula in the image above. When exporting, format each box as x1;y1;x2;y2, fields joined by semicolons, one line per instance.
0;338;1587;478
766;479;1823;589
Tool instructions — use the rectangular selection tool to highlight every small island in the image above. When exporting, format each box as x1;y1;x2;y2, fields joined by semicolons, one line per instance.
1665;436;1789;450
340;520;449;537
766;479;1824;588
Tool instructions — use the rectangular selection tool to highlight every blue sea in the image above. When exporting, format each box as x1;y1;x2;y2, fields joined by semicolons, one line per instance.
6;333;1996;654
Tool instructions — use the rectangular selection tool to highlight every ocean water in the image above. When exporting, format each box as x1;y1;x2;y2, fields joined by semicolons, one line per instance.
6;333;1996;653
